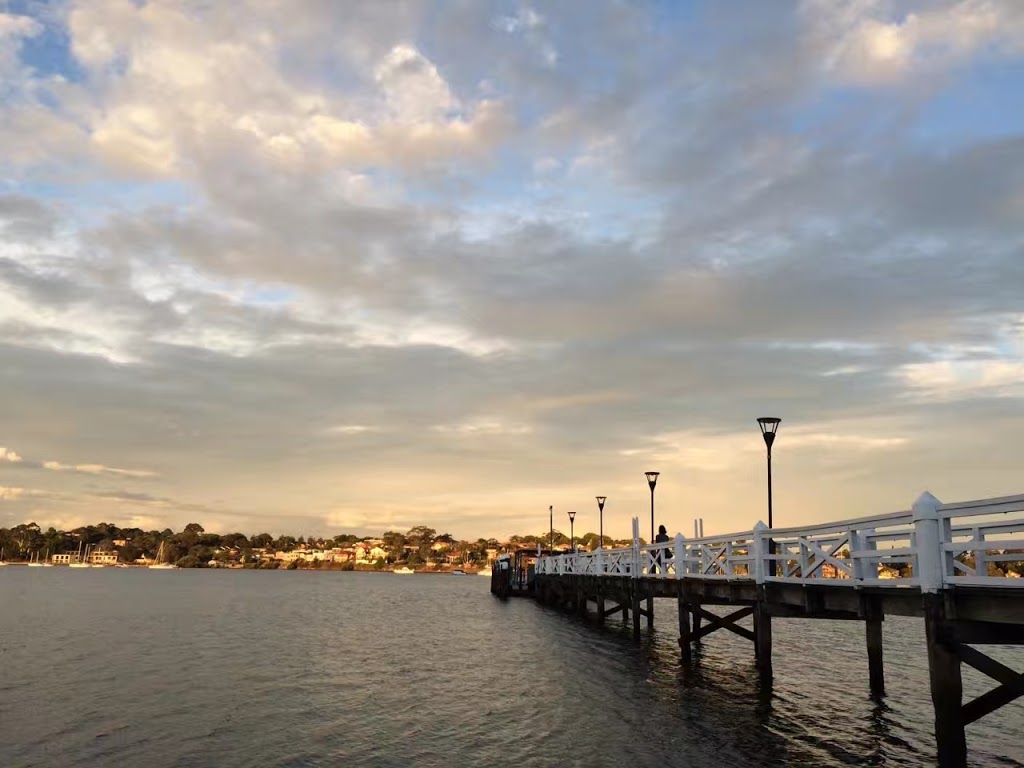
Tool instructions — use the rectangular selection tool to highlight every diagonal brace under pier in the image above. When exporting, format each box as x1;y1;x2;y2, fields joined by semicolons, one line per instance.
691;606;755;643
957;644;1024;725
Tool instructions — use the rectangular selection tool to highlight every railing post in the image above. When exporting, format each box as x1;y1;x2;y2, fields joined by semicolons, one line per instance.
753;521;768;585
849;527;863;582
630;517;642;640
915;492;965;766
596;546;605;577
913;491;944;592
862;527;878;581
631;517;640;579
674;534;685;580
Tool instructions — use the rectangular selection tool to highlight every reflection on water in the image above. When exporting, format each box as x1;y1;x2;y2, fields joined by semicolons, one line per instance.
0;569;1021;767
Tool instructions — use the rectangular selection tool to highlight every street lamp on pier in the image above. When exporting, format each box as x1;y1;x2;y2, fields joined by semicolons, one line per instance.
645;472;660;543
596;496;606;549
757;417;781;577
549;505;553;552
567;510;577;553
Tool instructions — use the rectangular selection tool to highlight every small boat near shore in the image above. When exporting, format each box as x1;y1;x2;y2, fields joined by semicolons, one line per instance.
149;541;178;569
393;566;415;575
451;568;466;575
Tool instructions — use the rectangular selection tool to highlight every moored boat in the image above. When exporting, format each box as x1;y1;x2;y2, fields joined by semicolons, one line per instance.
149;541;178;569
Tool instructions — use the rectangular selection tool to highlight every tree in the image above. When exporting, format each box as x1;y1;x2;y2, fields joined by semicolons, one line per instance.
274;535;297;551
382;531;407;563
251;533;273;548
184;522;205;534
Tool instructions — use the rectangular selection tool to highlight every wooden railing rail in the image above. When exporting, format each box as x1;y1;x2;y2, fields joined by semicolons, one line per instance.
534;492;1024;590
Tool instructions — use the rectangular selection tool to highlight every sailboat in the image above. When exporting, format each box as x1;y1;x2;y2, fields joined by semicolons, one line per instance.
149;541;178;569
0;547;7;566
69;542;91;568
28;550;45;567
42;548;54;566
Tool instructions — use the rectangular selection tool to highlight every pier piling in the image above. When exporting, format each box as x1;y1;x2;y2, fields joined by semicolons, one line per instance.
866;617;885;697
522;493;1024;768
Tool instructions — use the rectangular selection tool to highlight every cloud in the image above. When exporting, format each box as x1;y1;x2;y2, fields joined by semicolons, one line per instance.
805;0;1024;85
326;425;378;435
1;447;23;463
432;419;533;436
0;1;1021;538
42;461;157;479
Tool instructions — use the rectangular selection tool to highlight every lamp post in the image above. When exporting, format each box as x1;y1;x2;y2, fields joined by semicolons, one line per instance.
568;510;577;553
645;472;659;543
757;417;781;577
596;496;606;549
549;505;553;552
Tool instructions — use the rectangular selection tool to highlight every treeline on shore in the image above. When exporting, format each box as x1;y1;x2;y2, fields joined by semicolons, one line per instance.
0;521;629;569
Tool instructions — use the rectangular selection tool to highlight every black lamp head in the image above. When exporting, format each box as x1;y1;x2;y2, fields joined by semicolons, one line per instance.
757;417;781;450
645;471;660;490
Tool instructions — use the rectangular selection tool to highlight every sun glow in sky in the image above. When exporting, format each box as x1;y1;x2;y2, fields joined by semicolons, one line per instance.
1;0;1022;539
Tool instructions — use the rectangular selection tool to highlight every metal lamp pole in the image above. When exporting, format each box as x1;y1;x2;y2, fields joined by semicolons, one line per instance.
549;505;553;552
645;472;659;543
596;496;606;549
757;417;781;576
568;510;577;553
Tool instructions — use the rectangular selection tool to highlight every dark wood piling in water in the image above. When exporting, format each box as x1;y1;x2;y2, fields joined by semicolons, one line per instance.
516;492;1024;767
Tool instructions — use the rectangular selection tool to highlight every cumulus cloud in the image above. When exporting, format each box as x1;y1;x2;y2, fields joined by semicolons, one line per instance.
0;1;1021;537
805;0;1024;85
1;447;23;463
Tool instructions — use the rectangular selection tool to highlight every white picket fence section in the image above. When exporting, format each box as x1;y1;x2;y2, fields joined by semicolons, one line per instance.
535;492;1024;591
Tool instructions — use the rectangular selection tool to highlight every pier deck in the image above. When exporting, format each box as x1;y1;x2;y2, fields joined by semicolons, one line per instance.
494;491;1024;768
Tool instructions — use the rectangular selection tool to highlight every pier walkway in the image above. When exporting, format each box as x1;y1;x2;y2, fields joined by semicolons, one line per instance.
496;492;1024;768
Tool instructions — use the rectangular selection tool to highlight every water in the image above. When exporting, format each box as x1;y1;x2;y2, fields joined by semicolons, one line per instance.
1;569;1021;767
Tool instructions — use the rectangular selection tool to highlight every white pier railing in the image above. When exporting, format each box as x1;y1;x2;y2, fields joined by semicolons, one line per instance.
535;492;1024;590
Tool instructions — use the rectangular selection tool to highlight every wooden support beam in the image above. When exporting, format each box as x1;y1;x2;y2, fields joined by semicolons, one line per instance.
866;617;885;697
949;620;1024;646
957;643;1019;685
692;606;755;643
925;596;967;768
962;672;1024;726
678;583;692;663
754;601;773;683
646;592;654;629
956;643;1024;726
597;585;605;625
601;602;626;619
692;599;702;640
631;583;641;641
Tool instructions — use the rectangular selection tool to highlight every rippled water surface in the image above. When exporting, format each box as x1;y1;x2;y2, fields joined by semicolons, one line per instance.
1;569;1022;767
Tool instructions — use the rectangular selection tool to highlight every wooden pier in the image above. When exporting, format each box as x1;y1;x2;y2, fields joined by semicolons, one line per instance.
493;492;1024;768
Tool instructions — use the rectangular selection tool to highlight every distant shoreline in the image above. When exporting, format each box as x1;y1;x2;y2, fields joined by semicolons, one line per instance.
1;562;488;574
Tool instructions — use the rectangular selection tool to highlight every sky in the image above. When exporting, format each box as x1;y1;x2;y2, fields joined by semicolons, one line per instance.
1;0;1022;540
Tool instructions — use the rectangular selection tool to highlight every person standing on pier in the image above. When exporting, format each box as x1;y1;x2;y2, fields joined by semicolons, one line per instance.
653;525;670;573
